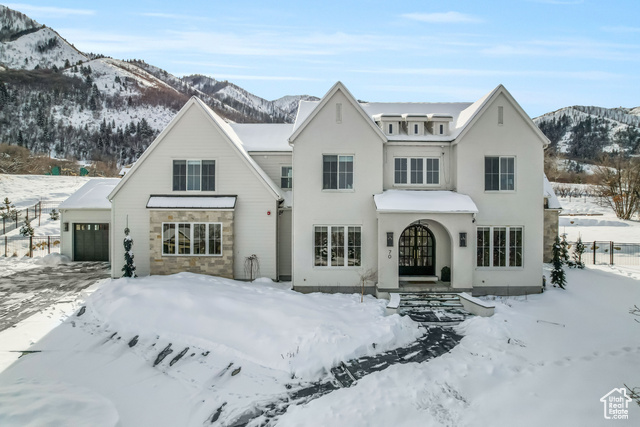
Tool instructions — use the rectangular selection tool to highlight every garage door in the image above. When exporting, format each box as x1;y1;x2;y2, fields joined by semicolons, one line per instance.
74;223;109;261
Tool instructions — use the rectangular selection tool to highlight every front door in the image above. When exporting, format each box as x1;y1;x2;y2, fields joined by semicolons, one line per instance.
398;223;435;276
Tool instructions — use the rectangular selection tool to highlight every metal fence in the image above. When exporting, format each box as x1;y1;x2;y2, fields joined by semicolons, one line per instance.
569;241;640;266
1;235;61;258
1;201;60;235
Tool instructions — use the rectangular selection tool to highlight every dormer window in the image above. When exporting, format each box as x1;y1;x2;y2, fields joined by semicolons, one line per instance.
414;123;419;134
388;123;393;134
439;124;444;135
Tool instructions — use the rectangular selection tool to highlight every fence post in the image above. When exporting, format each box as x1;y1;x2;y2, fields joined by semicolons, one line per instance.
48;236;51;254
2;216;4;235
4;236;6;257
610;241;614;265
38;202;41;227
593;241;596;265
29;236;33;257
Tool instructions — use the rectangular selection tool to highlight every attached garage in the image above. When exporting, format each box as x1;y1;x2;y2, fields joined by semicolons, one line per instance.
59;179;120;262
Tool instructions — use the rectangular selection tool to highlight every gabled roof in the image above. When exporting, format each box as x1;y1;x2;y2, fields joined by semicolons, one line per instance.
453;84;550;147
60;178;120;210
108;97;284;201
289;81;387;144
229;123;293;152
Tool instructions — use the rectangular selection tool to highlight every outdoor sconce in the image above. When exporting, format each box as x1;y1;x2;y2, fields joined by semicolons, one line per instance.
386;232;394;247
63;222;69;232
459;232;467;247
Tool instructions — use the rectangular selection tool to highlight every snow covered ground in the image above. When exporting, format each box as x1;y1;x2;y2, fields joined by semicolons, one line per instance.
558;191;640;242
0;266;637;426
0;174;94;208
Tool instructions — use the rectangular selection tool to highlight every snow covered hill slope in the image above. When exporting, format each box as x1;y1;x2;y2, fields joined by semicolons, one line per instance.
0;4;317;165
534;105;640;159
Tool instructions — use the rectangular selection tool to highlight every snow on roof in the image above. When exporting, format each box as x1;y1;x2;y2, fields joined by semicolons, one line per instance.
543;175;562;210
58;178;120;210
229;123;293;152
374;190;478;214
147;196;237;209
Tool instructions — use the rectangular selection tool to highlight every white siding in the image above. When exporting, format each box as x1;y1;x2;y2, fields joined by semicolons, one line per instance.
110;103;279;279
292;89;383;290
456;93;544;292
251;153;292;187
278;208;292;277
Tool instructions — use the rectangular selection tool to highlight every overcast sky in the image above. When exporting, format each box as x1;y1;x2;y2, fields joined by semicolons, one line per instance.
5;0;640;117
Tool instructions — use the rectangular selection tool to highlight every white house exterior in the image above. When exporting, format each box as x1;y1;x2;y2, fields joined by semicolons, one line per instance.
64;81;549;296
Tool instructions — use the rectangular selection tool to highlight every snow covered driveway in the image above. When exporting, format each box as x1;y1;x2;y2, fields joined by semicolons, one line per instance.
0;261;110;332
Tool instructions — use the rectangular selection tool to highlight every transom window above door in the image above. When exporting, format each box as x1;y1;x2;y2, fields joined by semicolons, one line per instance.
173;160;215;191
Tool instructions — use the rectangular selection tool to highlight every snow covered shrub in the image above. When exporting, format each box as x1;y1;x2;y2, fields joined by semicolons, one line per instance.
551;236;567;289
19;218;34;237
571;237;586;269
122;227;136;278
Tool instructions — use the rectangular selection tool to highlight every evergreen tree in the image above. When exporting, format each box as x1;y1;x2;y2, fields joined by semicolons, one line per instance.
560;233;570;263
571;236;586;269
19;218;34;237
551;235;567;289
122;227;136;278
0;197;20;222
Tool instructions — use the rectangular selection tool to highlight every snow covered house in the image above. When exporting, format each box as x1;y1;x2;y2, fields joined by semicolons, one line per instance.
63;82;549;296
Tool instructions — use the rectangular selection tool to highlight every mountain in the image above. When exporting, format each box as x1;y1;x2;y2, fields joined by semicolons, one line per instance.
534;106;640;160
0;5;317;166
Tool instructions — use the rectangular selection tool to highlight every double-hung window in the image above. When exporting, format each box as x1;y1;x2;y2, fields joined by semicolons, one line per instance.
323;155;353;190
314;225;361;267
173;160;215;191
281;166;292;189
485;156;514;191
476;226;523;267
394;157;439;185
162;222;222;256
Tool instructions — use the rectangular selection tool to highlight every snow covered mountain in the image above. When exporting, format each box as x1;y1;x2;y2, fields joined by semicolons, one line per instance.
534;105;640;159
0;5;316;165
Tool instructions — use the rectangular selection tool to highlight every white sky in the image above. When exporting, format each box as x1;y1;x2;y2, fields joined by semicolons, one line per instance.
4;0;640;117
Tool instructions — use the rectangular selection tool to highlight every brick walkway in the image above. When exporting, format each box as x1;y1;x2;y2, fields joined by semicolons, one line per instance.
0;262;110;332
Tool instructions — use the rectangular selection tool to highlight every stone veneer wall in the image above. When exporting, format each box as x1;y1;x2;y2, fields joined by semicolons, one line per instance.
149;210;234;277
543;209;559;262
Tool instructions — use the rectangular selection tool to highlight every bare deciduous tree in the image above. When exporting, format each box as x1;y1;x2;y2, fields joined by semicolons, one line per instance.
594;156;640;220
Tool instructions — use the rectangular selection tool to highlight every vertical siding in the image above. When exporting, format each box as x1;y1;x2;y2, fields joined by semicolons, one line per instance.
111;103;278;279
278;209;292;277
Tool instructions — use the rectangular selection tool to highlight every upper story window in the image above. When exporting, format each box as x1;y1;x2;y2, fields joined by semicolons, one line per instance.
394;157;439;185
388;123;393;134
414;124;419;134
323;155;353;190
477;226;523;267
173;160;215;191
485;156;515;191
281;166;292;189
439;124;444;135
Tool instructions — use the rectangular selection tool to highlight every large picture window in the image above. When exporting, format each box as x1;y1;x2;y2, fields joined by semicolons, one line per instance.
476;226;523;267
485;156;514;191
163;222;222;256
394;157;439;185
323;155;353;190
173;160;215;191
314;225;361;267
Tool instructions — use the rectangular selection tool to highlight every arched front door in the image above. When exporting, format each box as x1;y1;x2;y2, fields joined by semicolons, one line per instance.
399;223;435;276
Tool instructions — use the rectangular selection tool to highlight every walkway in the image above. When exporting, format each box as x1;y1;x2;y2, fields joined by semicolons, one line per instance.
0;262;110;332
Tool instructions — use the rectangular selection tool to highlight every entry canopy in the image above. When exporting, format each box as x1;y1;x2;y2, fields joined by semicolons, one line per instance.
147;195;237;209
374;190;478;214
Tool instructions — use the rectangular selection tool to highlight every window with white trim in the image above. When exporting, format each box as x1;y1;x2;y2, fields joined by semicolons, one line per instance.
323;155;353;190
476;226;523;267
162;222;222;256
173;160;215;191
485;156;514;191
394;157;439;185
314;225;361;267
281;166;292;189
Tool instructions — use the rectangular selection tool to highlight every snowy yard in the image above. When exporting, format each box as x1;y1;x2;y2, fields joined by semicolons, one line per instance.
0;265;638;426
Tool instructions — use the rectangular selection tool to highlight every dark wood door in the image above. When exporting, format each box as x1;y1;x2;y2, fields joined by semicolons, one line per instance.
398;224;435;276
74;223;109;261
